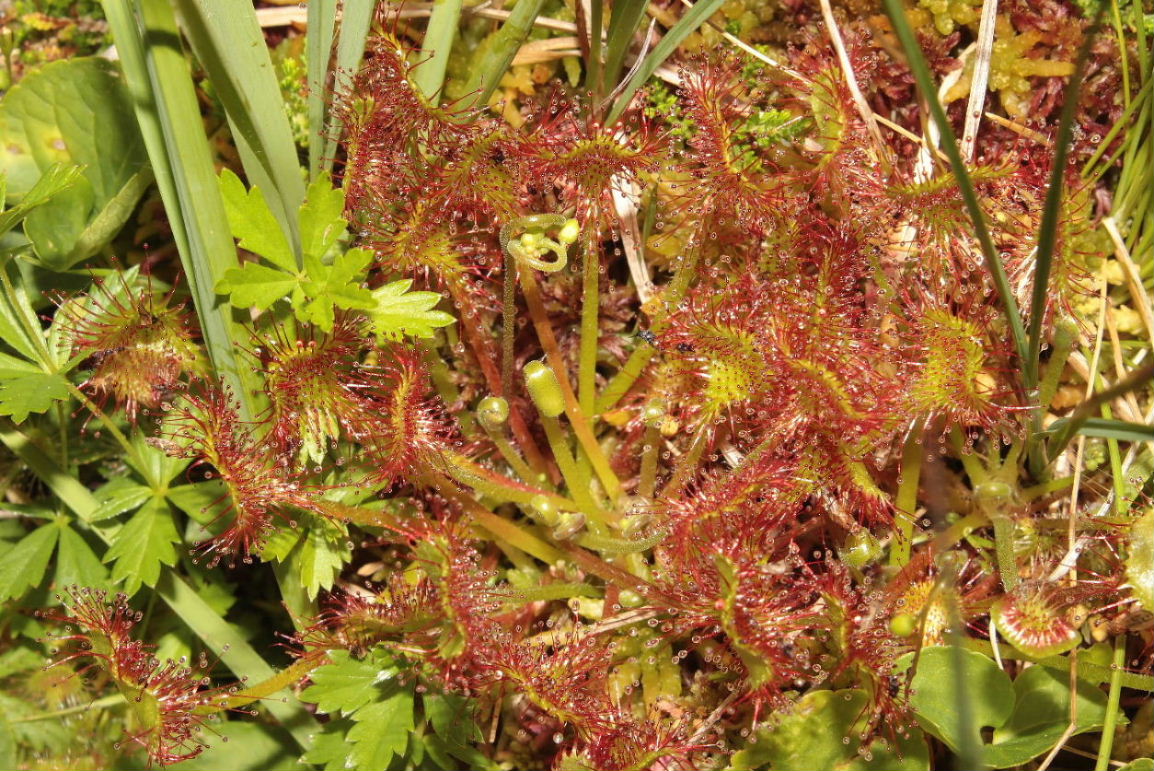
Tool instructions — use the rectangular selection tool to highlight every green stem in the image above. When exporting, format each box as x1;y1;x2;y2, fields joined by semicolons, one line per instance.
502;247;517;397
638;424;661;499
541;415;610;527
578;216;601;418
439;448;574;510
990;512;1020;592
891;416;925;568
1094;633;1128;771
489;431;544;488
11;694;126;723
596;249;701;415
662;426;708;497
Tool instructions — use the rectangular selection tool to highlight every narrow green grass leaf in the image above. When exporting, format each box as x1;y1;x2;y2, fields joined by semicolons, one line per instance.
1026;6;1105;390
414;0;464;100
605;0;726;125
881;0;1029;383
1064;417;1154;443
603;0;649;93
101;0;261;420
174;0;306;261
463;0;548;110
319;0;375;176
307;0;338;179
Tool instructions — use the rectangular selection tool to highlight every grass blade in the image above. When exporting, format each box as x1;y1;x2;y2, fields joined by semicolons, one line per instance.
1026;6;1105;391
882;0;1030;382
1061;417;1154;443
605;0;725;125
307;0;337;179
463;0;548;110
101;0;261;420
414;0;464;100
319;0;375;175
175;0;306;262
603;0;649;94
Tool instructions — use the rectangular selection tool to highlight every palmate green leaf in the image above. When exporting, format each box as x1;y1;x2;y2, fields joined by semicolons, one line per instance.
0;523;58;601
346;689;414;771
216;172;375;332
298;246;374;330
0;58;149;270
367;279;456;342
0;368;70;423
103;497;181;595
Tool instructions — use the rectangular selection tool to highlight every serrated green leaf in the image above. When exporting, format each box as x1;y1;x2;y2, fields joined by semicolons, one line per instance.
299;171;347;262
91;478;153;521
366;279;456;342
126;430;191;489
0;524;59;601
301;722;354;771
300;650;397;716
53;525;110;590
218;168;296;271
0;59;148;270
0;369;71;423
216;262;301;311
292;517;351;600
346;688;413;771
296;246;373;332
103;497;180;595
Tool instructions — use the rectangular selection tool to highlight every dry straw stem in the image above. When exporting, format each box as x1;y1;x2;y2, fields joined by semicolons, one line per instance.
961;0;999;161
255;4;579;33
1102;216;1154;345
817;0;889;165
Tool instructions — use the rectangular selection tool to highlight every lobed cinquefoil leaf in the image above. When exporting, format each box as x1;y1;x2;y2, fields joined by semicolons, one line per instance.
219;168;296;271
300;650;395;716
0;524;59;601
366;279;456;342
0;369;71;423
102;497;180;595
299;171;348;262
215;262;301;312
296;247;374;332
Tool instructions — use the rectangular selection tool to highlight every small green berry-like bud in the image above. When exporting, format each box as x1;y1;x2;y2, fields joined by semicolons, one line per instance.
519;232;542;252
890;613;917;638
557;218;580;245
477;396;510;429
530;494;559;526
524;360;565;418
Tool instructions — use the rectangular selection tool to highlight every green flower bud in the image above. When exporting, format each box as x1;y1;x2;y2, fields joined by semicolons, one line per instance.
524;360;565;418
477;395;510;429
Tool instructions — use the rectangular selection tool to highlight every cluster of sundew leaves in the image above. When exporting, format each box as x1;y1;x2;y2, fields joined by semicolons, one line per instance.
14;2;1153;770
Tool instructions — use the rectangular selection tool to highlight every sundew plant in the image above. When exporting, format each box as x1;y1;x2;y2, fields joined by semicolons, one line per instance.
0;0;1151;769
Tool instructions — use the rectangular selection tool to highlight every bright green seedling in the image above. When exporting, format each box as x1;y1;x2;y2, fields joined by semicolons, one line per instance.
215;170;455;338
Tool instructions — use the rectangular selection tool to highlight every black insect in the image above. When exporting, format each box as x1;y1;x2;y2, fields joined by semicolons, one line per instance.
637;329;658;346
